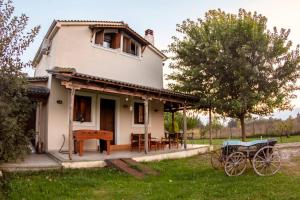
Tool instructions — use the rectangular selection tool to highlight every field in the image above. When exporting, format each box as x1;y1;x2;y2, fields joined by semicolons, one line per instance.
188;135;300;146
1;150;300;200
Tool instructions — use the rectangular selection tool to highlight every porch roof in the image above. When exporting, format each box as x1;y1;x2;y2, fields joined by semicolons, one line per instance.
48;67;198;111
26;85;50;101
27;76;49;82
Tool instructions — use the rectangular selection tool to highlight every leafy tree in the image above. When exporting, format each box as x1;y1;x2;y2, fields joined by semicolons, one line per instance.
0;0;40;162
167;9;300;141
210;116;223;138
164;112;201;132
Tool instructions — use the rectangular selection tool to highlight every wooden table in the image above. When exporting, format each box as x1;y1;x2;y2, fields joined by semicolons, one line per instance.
73;130;113;156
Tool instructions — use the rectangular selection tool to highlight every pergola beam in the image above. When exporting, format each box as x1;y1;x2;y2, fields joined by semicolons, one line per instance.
61;80;188;104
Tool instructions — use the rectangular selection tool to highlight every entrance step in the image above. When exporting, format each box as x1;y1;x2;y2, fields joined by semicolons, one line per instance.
121;158;159;176
105;159;145;179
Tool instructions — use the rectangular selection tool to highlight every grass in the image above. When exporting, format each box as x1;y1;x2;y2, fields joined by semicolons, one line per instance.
1;154;300;200
188;135;300;146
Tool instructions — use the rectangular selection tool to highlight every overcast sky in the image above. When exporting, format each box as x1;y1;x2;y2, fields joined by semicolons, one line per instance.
13;0;300;109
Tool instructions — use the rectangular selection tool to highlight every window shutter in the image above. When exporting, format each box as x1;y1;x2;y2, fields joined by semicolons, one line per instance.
73;97;79;121
73;95;92;122
95;30;104;45
127;39;131;53
112;32;121;49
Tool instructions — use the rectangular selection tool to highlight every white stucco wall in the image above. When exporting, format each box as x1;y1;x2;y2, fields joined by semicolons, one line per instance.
35;25;164;89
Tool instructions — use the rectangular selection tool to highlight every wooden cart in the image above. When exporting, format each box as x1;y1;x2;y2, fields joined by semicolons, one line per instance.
211;139;281;176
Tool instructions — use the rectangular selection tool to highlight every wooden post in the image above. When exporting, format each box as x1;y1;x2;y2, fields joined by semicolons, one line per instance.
36;101;43;153
171;111;175;132
183;105;187;149
144;97;149;154
68;87;76;160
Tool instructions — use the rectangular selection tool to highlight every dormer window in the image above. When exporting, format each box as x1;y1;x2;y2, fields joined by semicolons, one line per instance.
123;36;139;56
103;33;114;48
94;30;120;49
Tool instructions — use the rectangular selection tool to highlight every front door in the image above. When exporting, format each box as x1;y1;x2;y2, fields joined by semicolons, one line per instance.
100;98;116;145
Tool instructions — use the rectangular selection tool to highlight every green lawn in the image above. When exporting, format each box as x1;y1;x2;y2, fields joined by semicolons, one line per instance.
1;154;300;200
189;135;300;146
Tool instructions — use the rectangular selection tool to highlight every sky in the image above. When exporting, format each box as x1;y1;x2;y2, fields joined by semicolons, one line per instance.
12;0;300;117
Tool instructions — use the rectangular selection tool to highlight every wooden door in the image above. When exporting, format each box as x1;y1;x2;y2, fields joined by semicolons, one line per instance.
100;99;116;144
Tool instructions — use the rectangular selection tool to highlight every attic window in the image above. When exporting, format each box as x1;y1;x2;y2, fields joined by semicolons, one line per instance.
94;30;120;49
123;36;139;56
103;33;114;48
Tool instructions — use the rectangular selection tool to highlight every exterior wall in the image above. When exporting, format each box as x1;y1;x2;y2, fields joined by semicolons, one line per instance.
46;78;69;151
35;25;164;88
34;31;60;77
46;79;165;151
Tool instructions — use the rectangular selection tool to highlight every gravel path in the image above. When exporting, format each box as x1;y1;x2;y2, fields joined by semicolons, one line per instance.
278;142;300;161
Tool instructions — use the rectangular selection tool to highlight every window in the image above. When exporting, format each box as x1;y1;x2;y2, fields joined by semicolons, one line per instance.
103;33;114;48
123;36;139;56
73;95;92;122
94;30;120;49
134;102;145;124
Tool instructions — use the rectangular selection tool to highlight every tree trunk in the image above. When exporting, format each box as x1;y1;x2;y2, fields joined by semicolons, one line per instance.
240;116;246;141
209;108;212;145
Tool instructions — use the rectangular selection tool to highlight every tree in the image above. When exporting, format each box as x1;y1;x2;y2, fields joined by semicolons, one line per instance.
167;9;300;141
0;0;40;162
210;116;223;138
164;112;201;132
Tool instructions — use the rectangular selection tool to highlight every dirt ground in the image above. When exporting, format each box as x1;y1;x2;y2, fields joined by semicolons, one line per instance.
278;143;300;175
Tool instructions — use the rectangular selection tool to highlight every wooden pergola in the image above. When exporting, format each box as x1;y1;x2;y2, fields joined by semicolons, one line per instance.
48;67;198;160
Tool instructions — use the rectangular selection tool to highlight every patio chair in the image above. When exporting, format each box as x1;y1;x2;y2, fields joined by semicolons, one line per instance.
130;133;151;152
149;137;160;151
162;132;180;149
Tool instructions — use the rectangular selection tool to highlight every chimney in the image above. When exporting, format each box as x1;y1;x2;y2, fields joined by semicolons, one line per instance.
144;29;154;45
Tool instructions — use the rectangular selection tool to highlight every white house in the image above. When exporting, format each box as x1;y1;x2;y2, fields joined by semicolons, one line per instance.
28;20;196;158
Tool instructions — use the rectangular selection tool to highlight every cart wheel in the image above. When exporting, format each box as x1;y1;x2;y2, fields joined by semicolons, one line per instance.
252;146;281;176
225;152;247;176
210;149;223;170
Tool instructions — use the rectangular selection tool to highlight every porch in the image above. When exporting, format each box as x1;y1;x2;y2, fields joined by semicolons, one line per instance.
44;67;199;160
48;144;211;169
0;144;210;171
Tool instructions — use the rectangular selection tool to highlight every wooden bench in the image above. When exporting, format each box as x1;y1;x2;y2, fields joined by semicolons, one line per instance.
73;130;113;156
